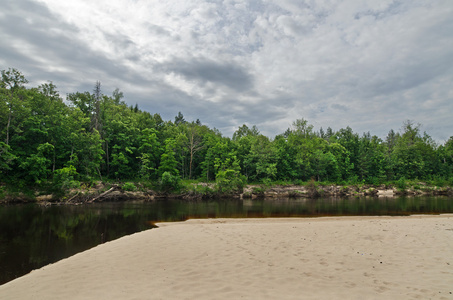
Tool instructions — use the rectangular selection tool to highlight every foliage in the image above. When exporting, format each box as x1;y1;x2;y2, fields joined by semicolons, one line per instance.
159;171;180;193
19;143;54;184
137;128;160;180
1;68;452;194
0;142;15;178
53;166;80;191
185;183;216;198
158;138;179;177
252;186;267;195
216;169;246;194
396;177;407;192
305;178;320;197
122;182;137;191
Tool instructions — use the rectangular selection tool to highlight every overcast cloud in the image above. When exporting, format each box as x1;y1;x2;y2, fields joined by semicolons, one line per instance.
1;0;452;141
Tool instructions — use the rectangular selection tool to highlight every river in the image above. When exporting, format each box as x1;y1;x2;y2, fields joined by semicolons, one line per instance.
1;195;452;285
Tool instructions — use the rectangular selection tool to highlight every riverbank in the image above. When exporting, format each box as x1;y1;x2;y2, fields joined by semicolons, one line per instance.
2;181;452;204
1;215;452;299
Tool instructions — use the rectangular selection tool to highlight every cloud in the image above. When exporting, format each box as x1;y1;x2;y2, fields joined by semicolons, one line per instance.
1;0;452;142
161;58;254;92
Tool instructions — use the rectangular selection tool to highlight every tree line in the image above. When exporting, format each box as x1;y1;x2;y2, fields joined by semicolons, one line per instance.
1;68;452;193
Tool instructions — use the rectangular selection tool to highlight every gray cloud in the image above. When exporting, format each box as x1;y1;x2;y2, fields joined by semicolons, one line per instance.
331;104;348;112
1;0;452;142
162;58;254;92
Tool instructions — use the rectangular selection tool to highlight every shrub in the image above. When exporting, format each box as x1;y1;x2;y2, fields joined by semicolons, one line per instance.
189;184;216;198
305;178;320;197
273;180;292;186
159;172;180;193
216;169;246;194
370;177;383;185
293;179;304;186
396;177;407;192
448;177;453;186
430;176;446;187
122;182;137;191
53;166;80;194
261;178;272;187
252;186;266;196
347;175;360;185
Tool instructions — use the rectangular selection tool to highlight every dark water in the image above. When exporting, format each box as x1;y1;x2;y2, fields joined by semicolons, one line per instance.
1;195;452;285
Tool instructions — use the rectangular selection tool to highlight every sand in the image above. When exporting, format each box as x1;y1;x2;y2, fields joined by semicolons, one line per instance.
1;215;453;300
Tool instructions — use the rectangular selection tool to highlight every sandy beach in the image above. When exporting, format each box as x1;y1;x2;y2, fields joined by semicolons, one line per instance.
1;215;452;299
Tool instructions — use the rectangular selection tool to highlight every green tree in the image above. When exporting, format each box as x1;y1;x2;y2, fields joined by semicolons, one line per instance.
357;133;386;183
328;142;353;181
438;137;453;178
286;119;322;180
334;127;360;181
174;111;186;126
184;123;205;179
137;128;160;180
272;135;298;180
68;129;104;180
199;133;224;181
291;118;314;138
67;92;94;123
311;148;339;182
214;151;245;193
19;143;54;184
158;138;179;177
391;121;436;180
101;99;140;179
0;142;15;180
245;134;277;182
232;124;260;141
1;68;29;146
38;81;60;101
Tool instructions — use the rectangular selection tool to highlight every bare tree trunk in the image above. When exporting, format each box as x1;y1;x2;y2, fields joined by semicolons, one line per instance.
189;149;195;179
189;134;194;179
92;81;102;133
96;166;103;181
187;128;204;180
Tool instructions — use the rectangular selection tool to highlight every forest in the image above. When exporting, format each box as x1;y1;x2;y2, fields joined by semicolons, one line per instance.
1;68;453;197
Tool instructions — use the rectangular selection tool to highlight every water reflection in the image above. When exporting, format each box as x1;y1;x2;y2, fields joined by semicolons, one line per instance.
0;195;452;284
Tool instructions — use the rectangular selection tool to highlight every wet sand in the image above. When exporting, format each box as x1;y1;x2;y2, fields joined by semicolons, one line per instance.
1;215;452;299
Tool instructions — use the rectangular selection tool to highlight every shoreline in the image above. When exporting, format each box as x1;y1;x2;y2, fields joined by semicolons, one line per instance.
1;215;452;299
2;182;452;205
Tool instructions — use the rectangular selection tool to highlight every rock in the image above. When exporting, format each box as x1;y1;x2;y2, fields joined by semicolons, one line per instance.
36;194;53;201
377;189;394;197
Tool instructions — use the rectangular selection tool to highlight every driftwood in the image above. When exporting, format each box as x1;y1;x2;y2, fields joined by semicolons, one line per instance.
87;187;117;203
65;193;80;204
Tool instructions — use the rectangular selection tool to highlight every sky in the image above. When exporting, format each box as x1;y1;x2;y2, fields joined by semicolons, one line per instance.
1;0;452;142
